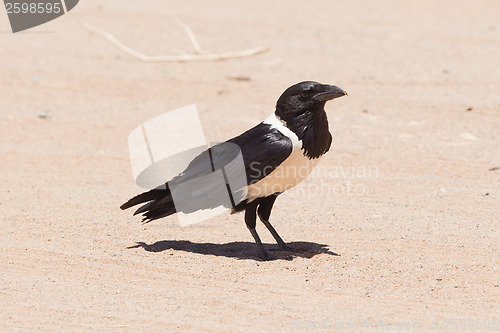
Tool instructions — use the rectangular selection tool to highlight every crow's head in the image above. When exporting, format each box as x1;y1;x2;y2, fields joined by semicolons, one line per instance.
275;81;347;121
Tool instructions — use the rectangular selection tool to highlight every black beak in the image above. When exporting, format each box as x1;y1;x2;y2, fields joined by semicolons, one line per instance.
313;85;348;102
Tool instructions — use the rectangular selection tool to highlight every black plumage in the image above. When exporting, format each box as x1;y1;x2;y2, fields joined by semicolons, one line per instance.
121;81;347;260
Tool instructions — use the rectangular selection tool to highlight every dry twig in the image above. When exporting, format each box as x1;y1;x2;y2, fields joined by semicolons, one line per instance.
174;18;206;54
82;21;269;62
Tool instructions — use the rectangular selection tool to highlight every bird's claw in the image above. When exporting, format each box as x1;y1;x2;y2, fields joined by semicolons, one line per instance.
278;242;295;252
258;249;272;261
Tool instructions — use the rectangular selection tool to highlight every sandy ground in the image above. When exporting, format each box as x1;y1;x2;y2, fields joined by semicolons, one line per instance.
1;0;499;332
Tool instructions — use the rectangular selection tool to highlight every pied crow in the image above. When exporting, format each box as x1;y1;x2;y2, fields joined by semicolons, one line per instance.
121;81;347;260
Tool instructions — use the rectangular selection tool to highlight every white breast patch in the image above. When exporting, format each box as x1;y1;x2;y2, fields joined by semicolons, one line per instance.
244;113;321;202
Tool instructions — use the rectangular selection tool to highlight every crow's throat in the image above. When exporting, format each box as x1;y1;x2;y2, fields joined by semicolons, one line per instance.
285;108;332;159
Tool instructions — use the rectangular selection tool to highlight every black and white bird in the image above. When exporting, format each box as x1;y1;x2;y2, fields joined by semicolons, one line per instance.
121;81;347;260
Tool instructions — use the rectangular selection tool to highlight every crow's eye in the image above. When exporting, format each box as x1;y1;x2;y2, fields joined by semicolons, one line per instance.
300;91;309;99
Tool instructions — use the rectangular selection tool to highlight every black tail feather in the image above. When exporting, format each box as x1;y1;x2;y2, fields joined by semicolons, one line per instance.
141;205;177;223
120;187;168;210
133;200;157;215
121;185;178;223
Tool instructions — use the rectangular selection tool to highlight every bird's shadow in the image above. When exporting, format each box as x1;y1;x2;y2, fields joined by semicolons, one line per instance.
128;240;339;261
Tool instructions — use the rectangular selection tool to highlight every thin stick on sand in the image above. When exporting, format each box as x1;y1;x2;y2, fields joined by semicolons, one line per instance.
81;21;270;62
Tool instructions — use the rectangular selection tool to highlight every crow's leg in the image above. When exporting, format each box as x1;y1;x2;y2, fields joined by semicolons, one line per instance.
257;195;291;251
245;202;270;260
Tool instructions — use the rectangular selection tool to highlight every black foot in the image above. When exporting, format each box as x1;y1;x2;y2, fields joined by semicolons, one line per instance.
268;242;294;252
257;248;272;261
278;242;294;251
248;227;273;261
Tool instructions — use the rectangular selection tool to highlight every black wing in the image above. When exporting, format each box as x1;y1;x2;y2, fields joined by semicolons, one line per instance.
120;122;293;220
230;122;293;184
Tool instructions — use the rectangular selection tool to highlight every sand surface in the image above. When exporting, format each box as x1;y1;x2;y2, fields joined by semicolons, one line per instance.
1;0;499;332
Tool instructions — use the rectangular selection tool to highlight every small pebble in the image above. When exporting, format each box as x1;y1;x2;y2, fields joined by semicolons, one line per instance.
460;133;477;141
226;76;251;82
37;110;51;119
